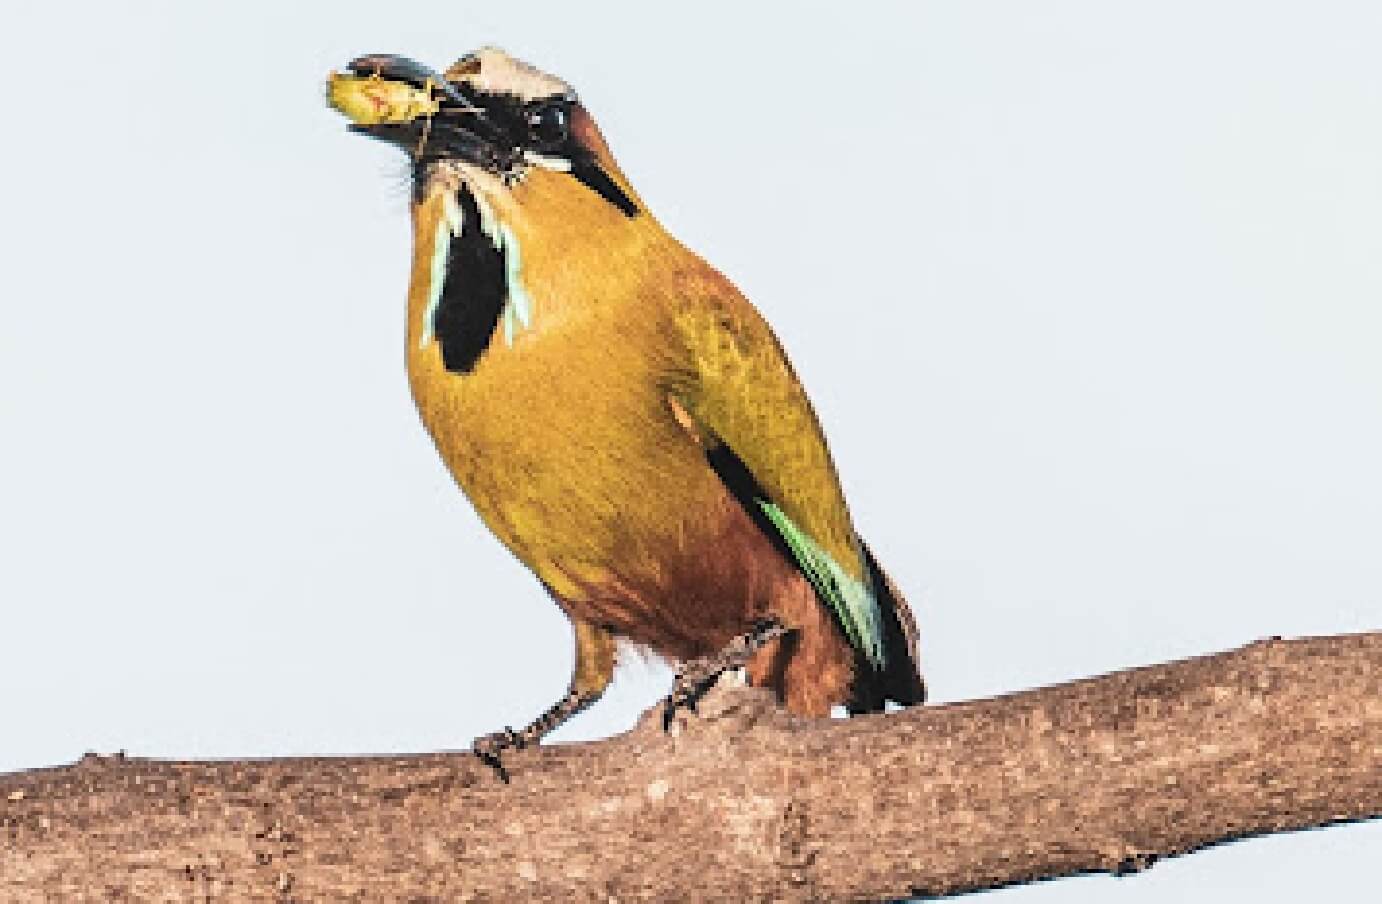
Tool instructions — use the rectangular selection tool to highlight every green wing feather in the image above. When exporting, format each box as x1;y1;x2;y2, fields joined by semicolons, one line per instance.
759;501;886;668
670;279;887;669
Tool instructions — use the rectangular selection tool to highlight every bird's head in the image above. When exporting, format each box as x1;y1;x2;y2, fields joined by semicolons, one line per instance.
328;48;661;372
329;47;642;224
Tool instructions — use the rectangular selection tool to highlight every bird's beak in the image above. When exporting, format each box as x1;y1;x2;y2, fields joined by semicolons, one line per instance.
327;54;514;170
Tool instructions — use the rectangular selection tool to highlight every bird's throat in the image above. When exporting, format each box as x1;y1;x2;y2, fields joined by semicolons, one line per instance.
413;185;534;375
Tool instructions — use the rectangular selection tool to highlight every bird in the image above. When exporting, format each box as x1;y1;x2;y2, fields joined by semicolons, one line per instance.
327;47;925;768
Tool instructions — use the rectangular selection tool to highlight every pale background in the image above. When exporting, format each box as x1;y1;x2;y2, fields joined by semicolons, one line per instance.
3;1;1379;899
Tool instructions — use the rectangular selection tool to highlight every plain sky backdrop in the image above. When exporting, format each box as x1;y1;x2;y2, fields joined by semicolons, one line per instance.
3;1;1379;900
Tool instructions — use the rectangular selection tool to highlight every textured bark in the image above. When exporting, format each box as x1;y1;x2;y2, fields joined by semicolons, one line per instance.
3;633;1379;902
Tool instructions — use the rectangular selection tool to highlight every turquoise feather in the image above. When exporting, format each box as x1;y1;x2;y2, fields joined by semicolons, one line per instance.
758;501;886;669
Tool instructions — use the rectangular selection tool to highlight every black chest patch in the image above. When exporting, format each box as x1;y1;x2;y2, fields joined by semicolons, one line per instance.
432;188;508;374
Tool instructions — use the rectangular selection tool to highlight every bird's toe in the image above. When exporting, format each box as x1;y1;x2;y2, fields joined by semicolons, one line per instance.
472;726;524;782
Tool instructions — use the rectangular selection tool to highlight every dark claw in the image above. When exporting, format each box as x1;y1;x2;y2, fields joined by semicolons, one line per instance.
662;667;726;730
662;682;704;731
474;748;510;784
472;726;524;783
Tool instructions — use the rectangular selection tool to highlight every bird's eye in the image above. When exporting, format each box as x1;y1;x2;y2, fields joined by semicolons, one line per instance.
527;103;569;148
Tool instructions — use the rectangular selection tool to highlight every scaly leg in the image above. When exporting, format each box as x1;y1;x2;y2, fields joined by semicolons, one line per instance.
474;618;616;781
663;618;790;730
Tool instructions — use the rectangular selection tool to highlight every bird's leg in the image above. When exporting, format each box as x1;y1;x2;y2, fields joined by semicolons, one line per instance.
663;617;790;730
473;689;600;781
473;618;616;782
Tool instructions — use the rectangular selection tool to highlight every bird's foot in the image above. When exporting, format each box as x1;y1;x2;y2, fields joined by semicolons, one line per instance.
472;726;527;783
472;689;594;783
663;618;790;731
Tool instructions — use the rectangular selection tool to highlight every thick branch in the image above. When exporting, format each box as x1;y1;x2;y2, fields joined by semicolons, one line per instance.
2;633;1379;902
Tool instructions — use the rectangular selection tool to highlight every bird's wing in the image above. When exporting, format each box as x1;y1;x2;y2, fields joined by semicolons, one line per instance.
666;280;888;670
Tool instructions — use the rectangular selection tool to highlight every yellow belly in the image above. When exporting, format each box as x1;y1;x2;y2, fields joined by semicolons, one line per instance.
407;300;711;603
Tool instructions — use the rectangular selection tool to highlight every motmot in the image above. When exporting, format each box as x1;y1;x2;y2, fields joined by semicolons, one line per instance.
327;48;925;769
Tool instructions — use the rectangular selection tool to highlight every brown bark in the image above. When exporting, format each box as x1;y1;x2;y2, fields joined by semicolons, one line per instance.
3;633;1379;902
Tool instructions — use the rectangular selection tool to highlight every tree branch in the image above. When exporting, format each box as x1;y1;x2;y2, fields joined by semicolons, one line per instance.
3;633;1379;902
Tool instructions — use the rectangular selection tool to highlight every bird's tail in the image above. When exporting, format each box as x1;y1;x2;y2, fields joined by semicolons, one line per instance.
847;539;926;713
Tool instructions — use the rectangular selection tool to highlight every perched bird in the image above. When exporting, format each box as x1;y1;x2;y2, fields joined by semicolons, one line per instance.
328;48;925;764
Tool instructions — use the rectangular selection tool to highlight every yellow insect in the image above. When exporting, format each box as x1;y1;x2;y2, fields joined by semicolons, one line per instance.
327;71;441;127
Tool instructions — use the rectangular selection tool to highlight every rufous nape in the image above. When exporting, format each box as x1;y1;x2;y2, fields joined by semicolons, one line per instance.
327;48;925;773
